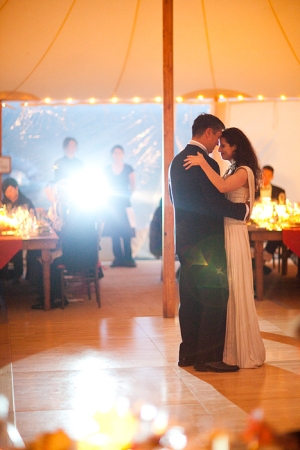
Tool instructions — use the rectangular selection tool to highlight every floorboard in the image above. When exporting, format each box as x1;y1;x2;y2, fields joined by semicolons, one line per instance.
1;259;299;447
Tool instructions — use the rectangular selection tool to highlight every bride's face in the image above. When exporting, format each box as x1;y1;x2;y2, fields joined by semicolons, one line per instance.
218;137;236;161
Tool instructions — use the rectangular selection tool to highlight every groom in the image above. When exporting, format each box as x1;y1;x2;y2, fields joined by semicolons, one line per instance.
169;113;248;372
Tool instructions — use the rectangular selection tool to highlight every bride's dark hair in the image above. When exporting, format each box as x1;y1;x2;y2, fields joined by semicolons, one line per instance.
222;127;261;189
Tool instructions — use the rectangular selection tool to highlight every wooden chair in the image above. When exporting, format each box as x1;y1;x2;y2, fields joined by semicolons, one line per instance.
58;218;102;309
59;262;101;309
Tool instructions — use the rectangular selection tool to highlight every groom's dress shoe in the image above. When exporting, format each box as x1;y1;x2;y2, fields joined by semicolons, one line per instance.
194;362;210;372
206;361;239;372
178;357;195;367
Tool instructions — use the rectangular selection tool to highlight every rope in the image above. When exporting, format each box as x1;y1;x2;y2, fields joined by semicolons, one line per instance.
112;0;141;97
267;0;300;66
11;0;78;93
0;0;10;12
201;0;217;91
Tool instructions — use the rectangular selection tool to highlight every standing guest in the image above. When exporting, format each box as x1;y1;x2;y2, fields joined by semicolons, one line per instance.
103;145;136;267
53;137;84;181
1;177;35;283
169;113;247;373
184;127;266;368
255;165;286;262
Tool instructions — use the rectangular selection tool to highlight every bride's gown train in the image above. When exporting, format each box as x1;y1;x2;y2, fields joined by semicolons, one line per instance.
223;166;266;368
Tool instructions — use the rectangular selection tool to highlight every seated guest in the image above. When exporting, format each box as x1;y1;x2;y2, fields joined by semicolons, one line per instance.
255;165;286;203
2;177;35;211
1;178;35;283
149;199;162;259
31;185;103;309
255;165;286;263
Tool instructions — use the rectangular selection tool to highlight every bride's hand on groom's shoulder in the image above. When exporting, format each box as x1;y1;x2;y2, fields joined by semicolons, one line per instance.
183;152;205;170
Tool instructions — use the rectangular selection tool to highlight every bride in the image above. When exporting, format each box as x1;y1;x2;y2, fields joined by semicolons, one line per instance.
183;127;265;369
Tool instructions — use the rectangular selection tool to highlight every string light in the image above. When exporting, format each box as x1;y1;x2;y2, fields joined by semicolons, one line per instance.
16;95;300;107
1;102;5;107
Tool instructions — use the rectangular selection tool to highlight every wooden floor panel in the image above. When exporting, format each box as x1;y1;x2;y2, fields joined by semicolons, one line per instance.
1;260;299;445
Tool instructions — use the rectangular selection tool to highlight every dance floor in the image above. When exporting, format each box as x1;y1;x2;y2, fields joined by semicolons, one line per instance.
1;259;300;447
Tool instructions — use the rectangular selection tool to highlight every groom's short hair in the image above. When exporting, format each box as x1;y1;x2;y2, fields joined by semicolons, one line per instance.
192;113;225;137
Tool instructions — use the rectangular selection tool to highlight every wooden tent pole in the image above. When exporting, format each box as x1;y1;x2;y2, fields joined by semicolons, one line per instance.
162;0;176;318
0;103;2;189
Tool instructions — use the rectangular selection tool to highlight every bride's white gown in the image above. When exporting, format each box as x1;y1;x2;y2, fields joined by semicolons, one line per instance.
223;166;266;368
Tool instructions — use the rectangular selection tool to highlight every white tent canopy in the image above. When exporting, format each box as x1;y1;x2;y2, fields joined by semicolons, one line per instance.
1;0;300;101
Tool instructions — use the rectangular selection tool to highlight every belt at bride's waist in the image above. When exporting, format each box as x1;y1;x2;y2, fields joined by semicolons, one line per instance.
224;218;246;225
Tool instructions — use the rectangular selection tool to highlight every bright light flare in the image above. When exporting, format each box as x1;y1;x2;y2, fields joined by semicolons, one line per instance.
63;168;111;211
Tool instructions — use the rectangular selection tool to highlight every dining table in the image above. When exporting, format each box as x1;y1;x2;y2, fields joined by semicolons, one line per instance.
0;230;59;311
248;224;300;301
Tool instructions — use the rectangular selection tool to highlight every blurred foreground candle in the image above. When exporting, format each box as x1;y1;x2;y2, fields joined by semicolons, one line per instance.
77;401;137;450
211;432;229;450
0;395;9;450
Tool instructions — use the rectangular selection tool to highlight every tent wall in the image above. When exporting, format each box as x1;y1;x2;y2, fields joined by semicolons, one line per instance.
225;101;300;202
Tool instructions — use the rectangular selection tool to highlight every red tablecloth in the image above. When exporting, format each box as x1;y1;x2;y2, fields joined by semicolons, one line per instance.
282;227;300;257
0;235;23;269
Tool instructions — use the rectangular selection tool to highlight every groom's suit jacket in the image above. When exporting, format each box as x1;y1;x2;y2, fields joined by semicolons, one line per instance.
169;144;246;260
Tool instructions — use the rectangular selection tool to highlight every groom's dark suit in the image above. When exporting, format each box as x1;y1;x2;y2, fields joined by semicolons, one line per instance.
169;144;246;364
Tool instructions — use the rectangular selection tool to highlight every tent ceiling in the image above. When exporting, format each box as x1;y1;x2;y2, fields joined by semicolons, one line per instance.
0;0;300;101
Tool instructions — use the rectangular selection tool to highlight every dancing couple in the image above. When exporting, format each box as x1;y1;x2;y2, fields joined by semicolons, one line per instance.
169;113;265;372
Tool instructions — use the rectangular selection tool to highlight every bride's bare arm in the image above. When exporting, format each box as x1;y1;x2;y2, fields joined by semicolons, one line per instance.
183;152;247;193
